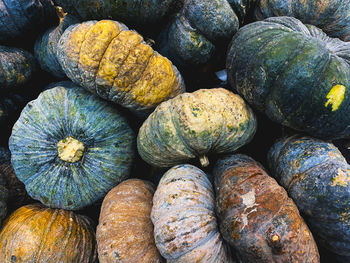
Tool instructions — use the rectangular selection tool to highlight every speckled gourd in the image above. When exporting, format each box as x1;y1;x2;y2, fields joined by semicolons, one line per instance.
9;81;135;210
97;179;164;263
56;19;185;115
137;88;256;168
268;136;350;257
214;154;320;263
226;16;350;140
151;164;235;262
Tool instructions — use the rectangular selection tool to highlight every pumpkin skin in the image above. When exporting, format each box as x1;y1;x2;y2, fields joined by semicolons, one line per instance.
267;136;350;257
151;164;235;262
0;46;36;90
226;16;350;140
214;154;319;263
57;19;185;115
9;81;135;210
97;179;164;263
0;203;97;262
137;88;257;168
0;154;7;224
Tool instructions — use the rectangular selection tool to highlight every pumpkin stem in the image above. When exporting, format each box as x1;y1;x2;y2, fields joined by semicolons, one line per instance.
199;155;209;167
57;136;85;163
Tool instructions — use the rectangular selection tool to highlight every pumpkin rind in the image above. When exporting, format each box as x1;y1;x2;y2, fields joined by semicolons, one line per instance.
57;19;185;114
137;88;257;168
226;16;350;140
151;164;235;262
0;203;97;262
9;81;135;210
214;154;319;262
97;179;164;263
268;136;350;256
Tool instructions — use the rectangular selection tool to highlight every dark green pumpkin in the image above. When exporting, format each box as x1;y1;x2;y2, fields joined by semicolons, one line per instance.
9;81;135;210
227;16;350;140
0;150;7;224
268;135;350;257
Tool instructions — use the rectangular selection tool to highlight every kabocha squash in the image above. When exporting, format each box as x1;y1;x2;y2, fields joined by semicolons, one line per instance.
214;154;319;263
137;88;256;168
9;81;135;210
151;164;235;262
97;179;164;263
0;46;36;90
226;16;350;140
0;203;97;262
268;136;350;257
57;20;185;115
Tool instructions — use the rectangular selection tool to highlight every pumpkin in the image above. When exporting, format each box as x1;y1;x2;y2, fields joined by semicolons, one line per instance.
0;0;57;43
137;88;257;168
0;45;36;90
56;19;185;115
0;203;97;262
267;135;350;257
214;154;319;262
254;0;350;41
34;14;79;78
226;16;350;140
97;179;164;263
0;152;7;224
151;164;235;262
9;81;135;210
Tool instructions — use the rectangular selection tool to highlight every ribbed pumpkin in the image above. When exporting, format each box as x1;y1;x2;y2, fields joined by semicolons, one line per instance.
9;81;135;210
97;179;164;263
151;164;235;262
0;46;36;90
56;19;185;115
227;16;350;140
268;136;350;257
214;154;319;262
0;203;97;262
137;88;256;168
254;0;350;41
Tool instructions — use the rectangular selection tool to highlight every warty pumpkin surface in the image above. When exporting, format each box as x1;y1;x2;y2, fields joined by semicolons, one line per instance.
9;81;135;210
227;16;350;140
214;154;319;263
137;88;257;168
268;136;350;257
57;19;185;114
97;178;164;263
151;164;235;262
0;203;97;262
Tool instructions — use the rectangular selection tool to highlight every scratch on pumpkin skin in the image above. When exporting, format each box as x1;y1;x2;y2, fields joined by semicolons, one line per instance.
331;168;350;187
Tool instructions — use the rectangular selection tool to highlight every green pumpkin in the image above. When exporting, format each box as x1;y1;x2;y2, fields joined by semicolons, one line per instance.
9;81;135;210
226;16;350;140
137;88;257;168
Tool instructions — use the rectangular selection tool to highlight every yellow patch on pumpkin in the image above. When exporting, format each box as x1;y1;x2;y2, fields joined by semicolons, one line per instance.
331;168;350;187
325;84;346;111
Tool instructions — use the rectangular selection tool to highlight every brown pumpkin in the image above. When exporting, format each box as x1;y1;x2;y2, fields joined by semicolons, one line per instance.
96;179;164;263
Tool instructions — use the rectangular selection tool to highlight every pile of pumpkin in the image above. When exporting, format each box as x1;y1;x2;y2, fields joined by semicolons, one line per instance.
0;0;350;262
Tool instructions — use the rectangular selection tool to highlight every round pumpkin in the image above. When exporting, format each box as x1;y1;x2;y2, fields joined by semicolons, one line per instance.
151;164;235;262
56;19;185;115
137;88;257;168
97;179;164;263
0;203;97;262
214;154;319;262
226;16;350;140
268;135;350;257
9;81;135;210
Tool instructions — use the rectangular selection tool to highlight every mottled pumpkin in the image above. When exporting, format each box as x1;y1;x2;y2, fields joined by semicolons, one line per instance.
0;46;36;90
137;88;256;168
57;19;185;115
214;154;319;262
227;16;350;140
0;203;97;262
97;179;164;263
151;164;235;262
268;136;350;257
254;0;350;41
9;81;135;210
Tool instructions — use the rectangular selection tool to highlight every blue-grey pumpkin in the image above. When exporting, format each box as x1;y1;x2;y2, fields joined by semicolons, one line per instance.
9;81;135;210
